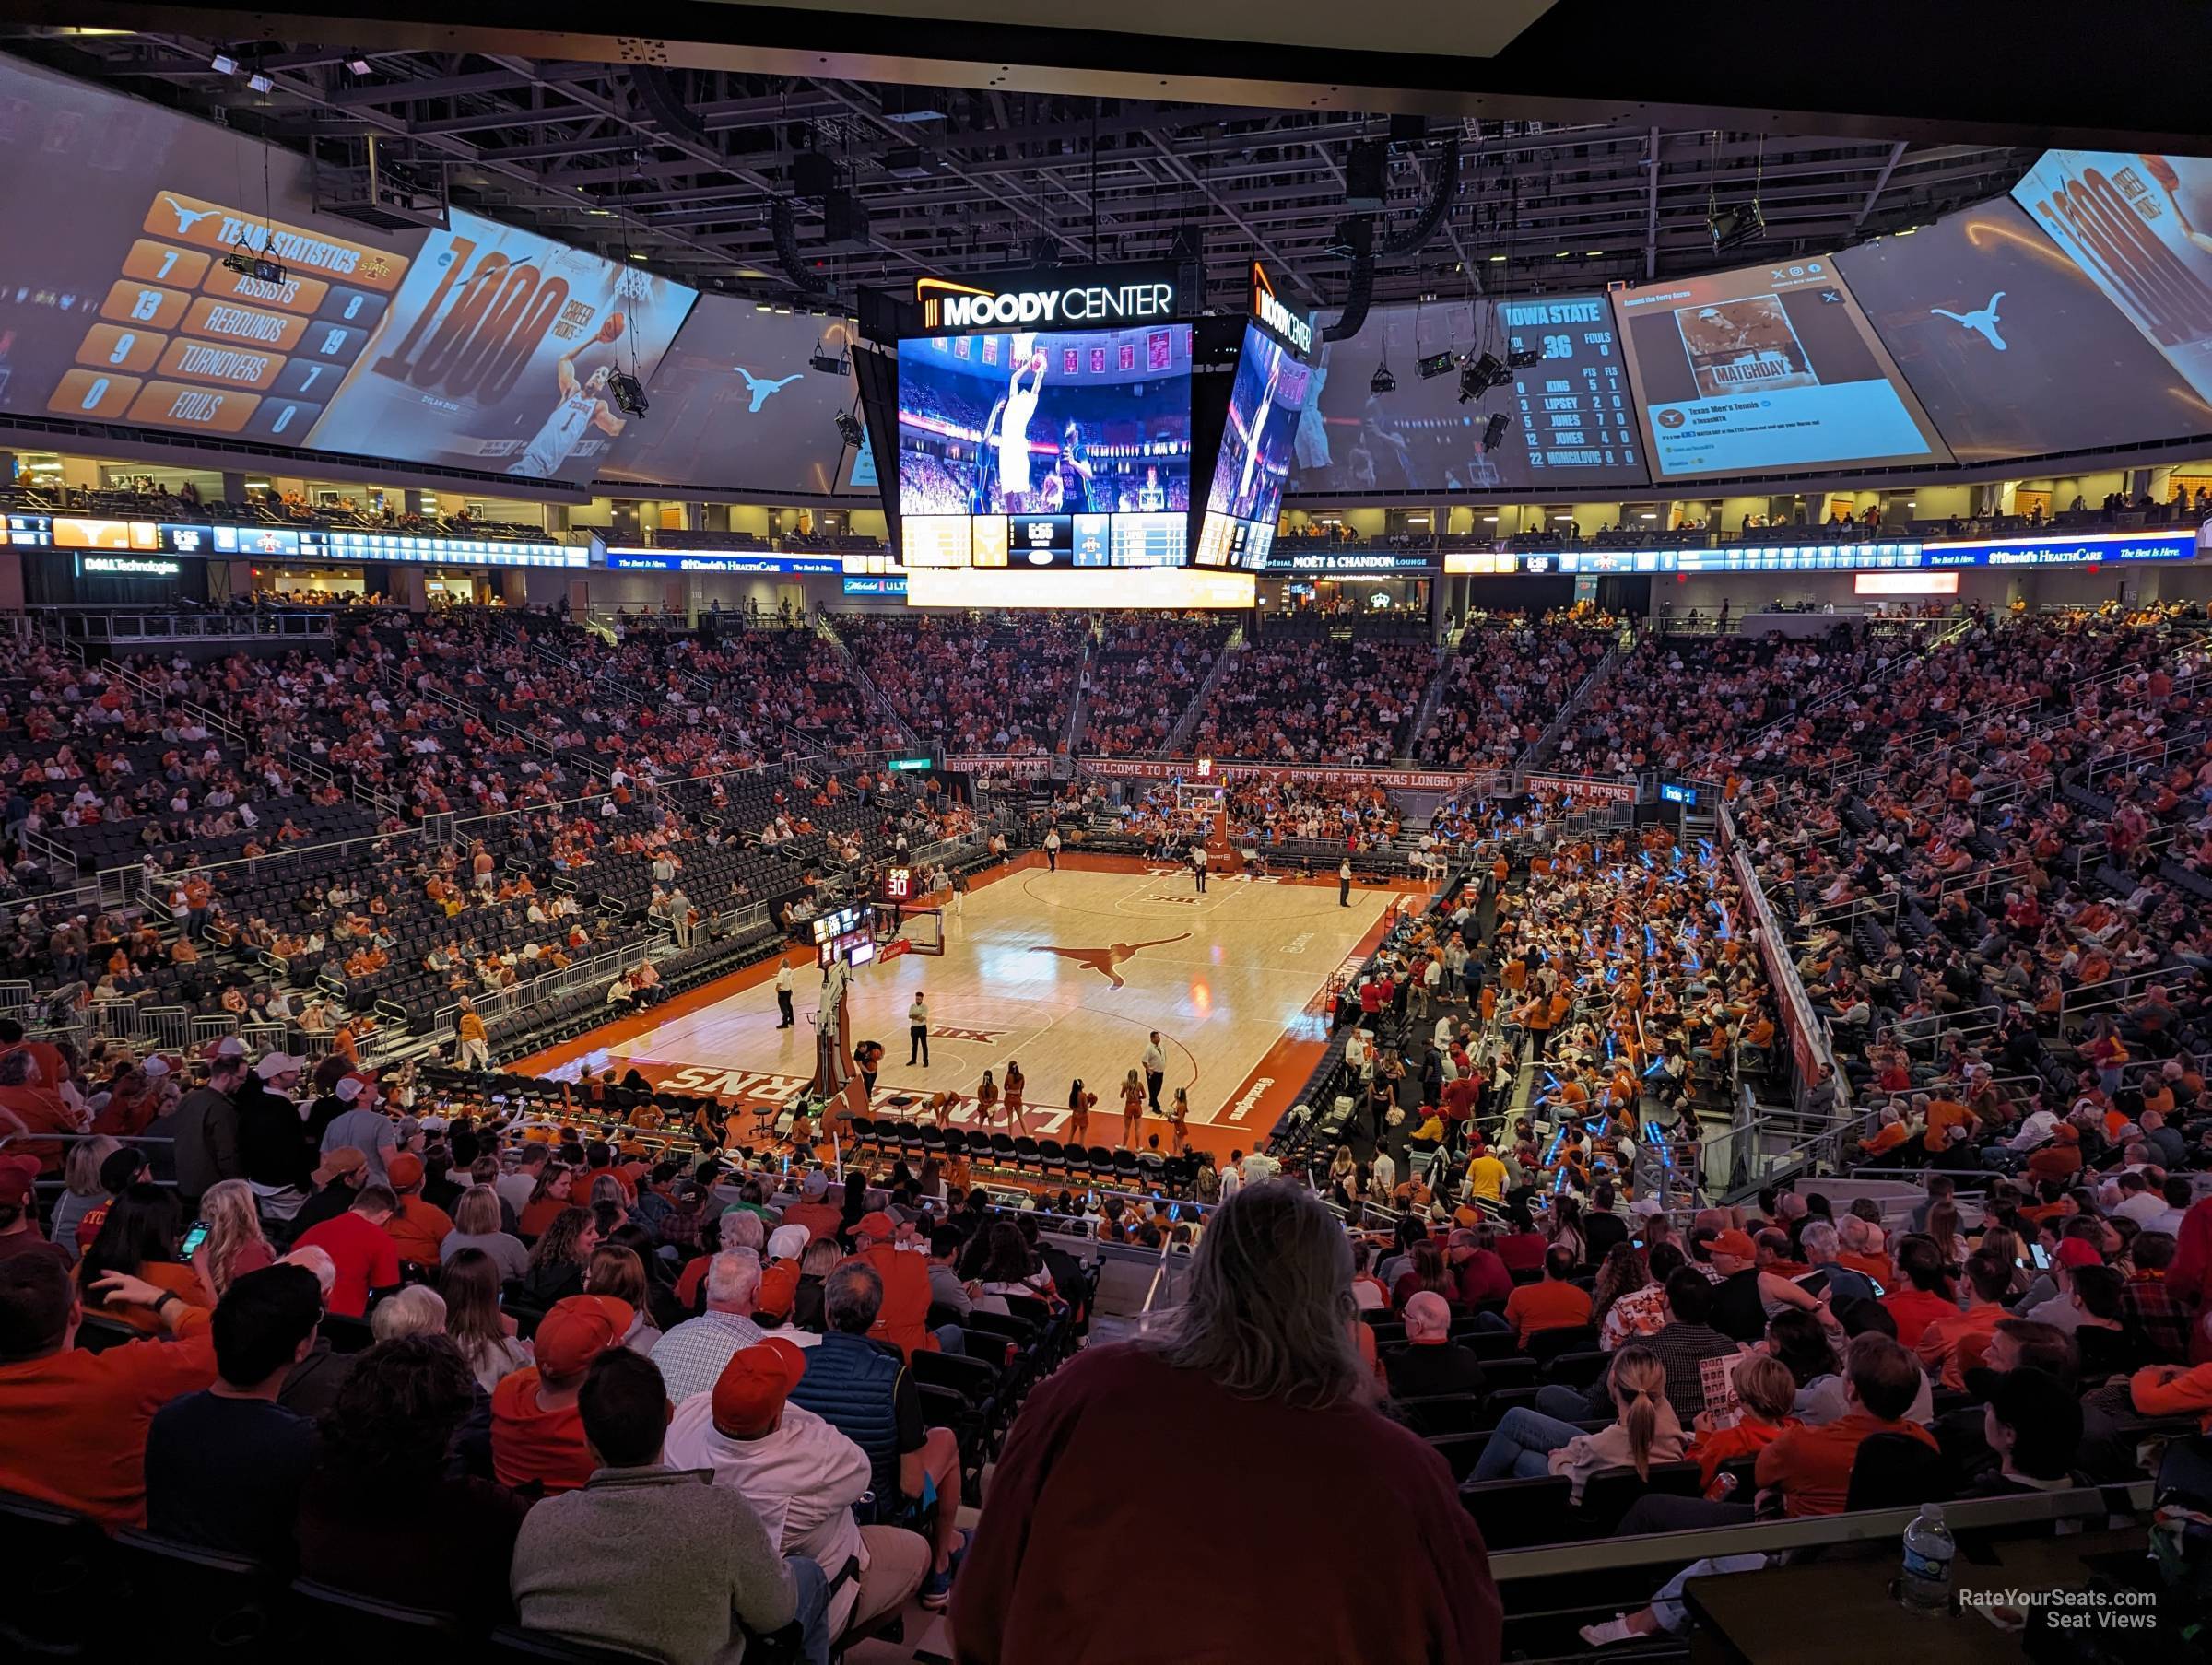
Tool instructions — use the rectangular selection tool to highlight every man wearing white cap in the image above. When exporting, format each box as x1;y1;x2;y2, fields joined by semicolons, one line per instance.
317;1075;396;1187
237;1052;312;1208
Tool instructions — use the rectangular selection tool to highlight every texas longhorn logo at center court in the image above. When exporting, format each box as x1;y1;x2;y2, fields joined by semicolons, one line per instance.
1029;932;1191;989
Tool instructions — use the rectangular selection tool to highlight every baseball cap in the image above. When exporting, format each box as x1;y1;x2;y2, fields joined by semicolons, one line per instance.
334;1077;366;1104
312;1146;367;1187
855;1210;899;1241
0;1155;38;1206
533;1295;634;1378
711;1338;809;1437
1709;1229;1759;1260
254;1052;305;1080
2054;1238;2103;1270
754;1261;800;1321
385;1153;425;1190
141;1056;171;1079
209;1036;248;1060
99;1148;147;1191
802;1168;830;1200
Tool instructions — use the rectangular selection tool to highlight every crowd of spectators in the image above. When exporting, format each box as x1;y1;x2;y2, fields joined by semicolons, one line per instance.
1187;637;1437;765
1416;621;1613;772
840;614;1088;756
1078;615;1233;757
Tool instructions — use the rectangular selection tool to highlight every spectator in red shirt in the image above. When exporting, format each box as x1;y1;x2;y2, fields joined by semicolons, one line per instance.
951;1181;1501;1664
1878;1237;1959;1351
1754;1333;1936;1517
1449;1226;1512;1307
294;1185;404;1319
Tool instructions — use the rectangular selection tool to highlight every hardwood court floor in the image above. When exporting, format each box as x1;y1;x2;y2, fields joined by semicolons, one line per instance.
514;852;1415;1156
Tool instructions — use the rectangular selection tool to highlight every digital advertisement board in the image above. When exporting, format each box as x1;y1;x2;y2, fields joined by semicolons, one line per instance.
2011;151;2212;409
895;321;1191;567
1288;295;1645;496
594;299;858;496
2;511;585;567
1838;199;2210;462
1612;256;1951;478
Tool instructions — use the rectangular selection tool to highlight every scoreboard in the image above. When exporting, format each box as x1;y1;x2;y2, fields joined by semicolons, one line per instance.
811;902;877;969
47;191;411;442
1499;298;1641;478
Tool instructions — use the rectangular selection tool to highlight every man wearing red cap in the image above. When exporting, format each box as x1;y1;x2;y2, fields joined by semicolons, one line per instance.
846;1209;939;1360
665;1339;930;1640
493;1294;633;1495
0;1155;71;1268
511;1349;799;1660
381;1152;453;1269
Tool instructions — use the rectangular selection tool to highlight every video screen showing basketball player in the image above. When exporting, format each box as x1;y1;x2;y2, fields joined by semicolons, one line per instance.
1203;322;1310;529
896;323;1192;520
508;311;630;477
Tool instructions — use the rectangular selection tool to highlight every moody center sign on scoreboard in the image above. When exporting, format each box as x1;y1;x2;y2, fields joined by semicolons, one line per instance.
913;263;1184;333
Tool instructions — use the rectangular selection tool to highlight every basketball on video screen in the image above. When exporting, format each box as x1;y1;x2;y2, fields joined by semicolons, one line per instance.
896;323;1192;518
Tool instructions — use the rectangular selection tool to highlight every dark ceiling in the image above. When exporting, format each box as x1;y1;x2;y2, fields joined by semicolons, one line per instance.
0;3;2187;317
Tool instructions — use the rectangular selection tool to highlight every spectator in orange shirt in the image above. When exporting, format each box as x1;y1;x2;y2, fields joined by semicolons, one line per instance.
1754;1333;1936;1517
1856;1104;1909;1160
1915;1250;2012;1390
845;1211;945;1360
1685;1353;1800;1498
382;1153;454;1269
1919;1092;1977;1156
491;1294;632;1495
1878;1237;1959;1351
1500;1245;1594;1346
0;1253;218;1526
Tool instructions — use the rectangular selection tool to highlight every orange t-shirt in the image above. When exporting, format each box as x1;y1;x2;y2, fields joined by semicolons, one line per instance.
383;1199;454;1269
489;1369;594;1494
1755;1412;1936;1517
0;1307;217;1526
1502;1279;1593;1345
1688;1416;1794;1497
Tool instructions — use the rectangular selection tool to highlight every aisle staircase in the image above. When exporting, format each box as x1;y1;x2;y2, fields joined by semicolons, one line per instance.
1158;625;1243;758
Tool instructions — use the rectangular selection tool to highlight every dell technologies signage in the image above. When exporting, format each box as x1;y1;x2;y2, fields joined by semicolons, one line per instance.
913;263;1183;334
1249;263;1314;358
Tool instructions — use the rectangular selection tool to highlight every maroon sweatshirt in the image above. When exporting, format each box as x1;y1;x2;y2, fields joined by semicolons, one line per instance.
949;1343;1503;1665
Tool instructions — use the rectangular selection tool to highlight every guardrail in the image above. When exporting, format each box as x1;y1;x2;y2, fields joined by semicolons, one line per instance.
30;607;337;646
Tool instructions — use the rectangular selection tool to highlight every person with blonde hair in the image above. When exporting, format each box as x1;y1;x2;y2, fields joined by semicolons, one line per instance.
191;1178;276;1302
441;1184;530;1282
370;1284;449;1343
1469;1344;1685;1501
949;1181;1503;1661
48;1134;121;1258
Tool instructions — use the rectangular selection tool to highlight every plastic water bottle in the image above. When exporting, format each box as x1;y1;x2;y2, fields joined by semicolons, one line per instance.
1899;1503;1955;1615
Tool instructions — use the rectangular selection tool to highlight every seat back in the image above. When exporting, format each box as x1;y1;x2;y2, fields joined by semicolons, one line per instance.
1459;1474;1575;1550
0;1488;109;1656
1395;1393;1485;1437
289;1577;463;1659
113;1529;276;1657
1844;1433;1949;1512
1579;1460;1704;1532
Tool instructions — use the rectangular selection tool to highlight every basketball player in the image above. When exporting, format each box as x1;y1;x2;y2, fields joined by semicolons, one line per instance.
1233;346;1285;519
992;334;1047;509
1057;418;1098;512
508;311;629;477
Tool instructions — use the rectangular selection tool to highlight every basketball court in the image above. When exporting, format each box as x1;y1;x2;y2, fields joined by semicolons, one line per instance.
512;852;1421;1158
